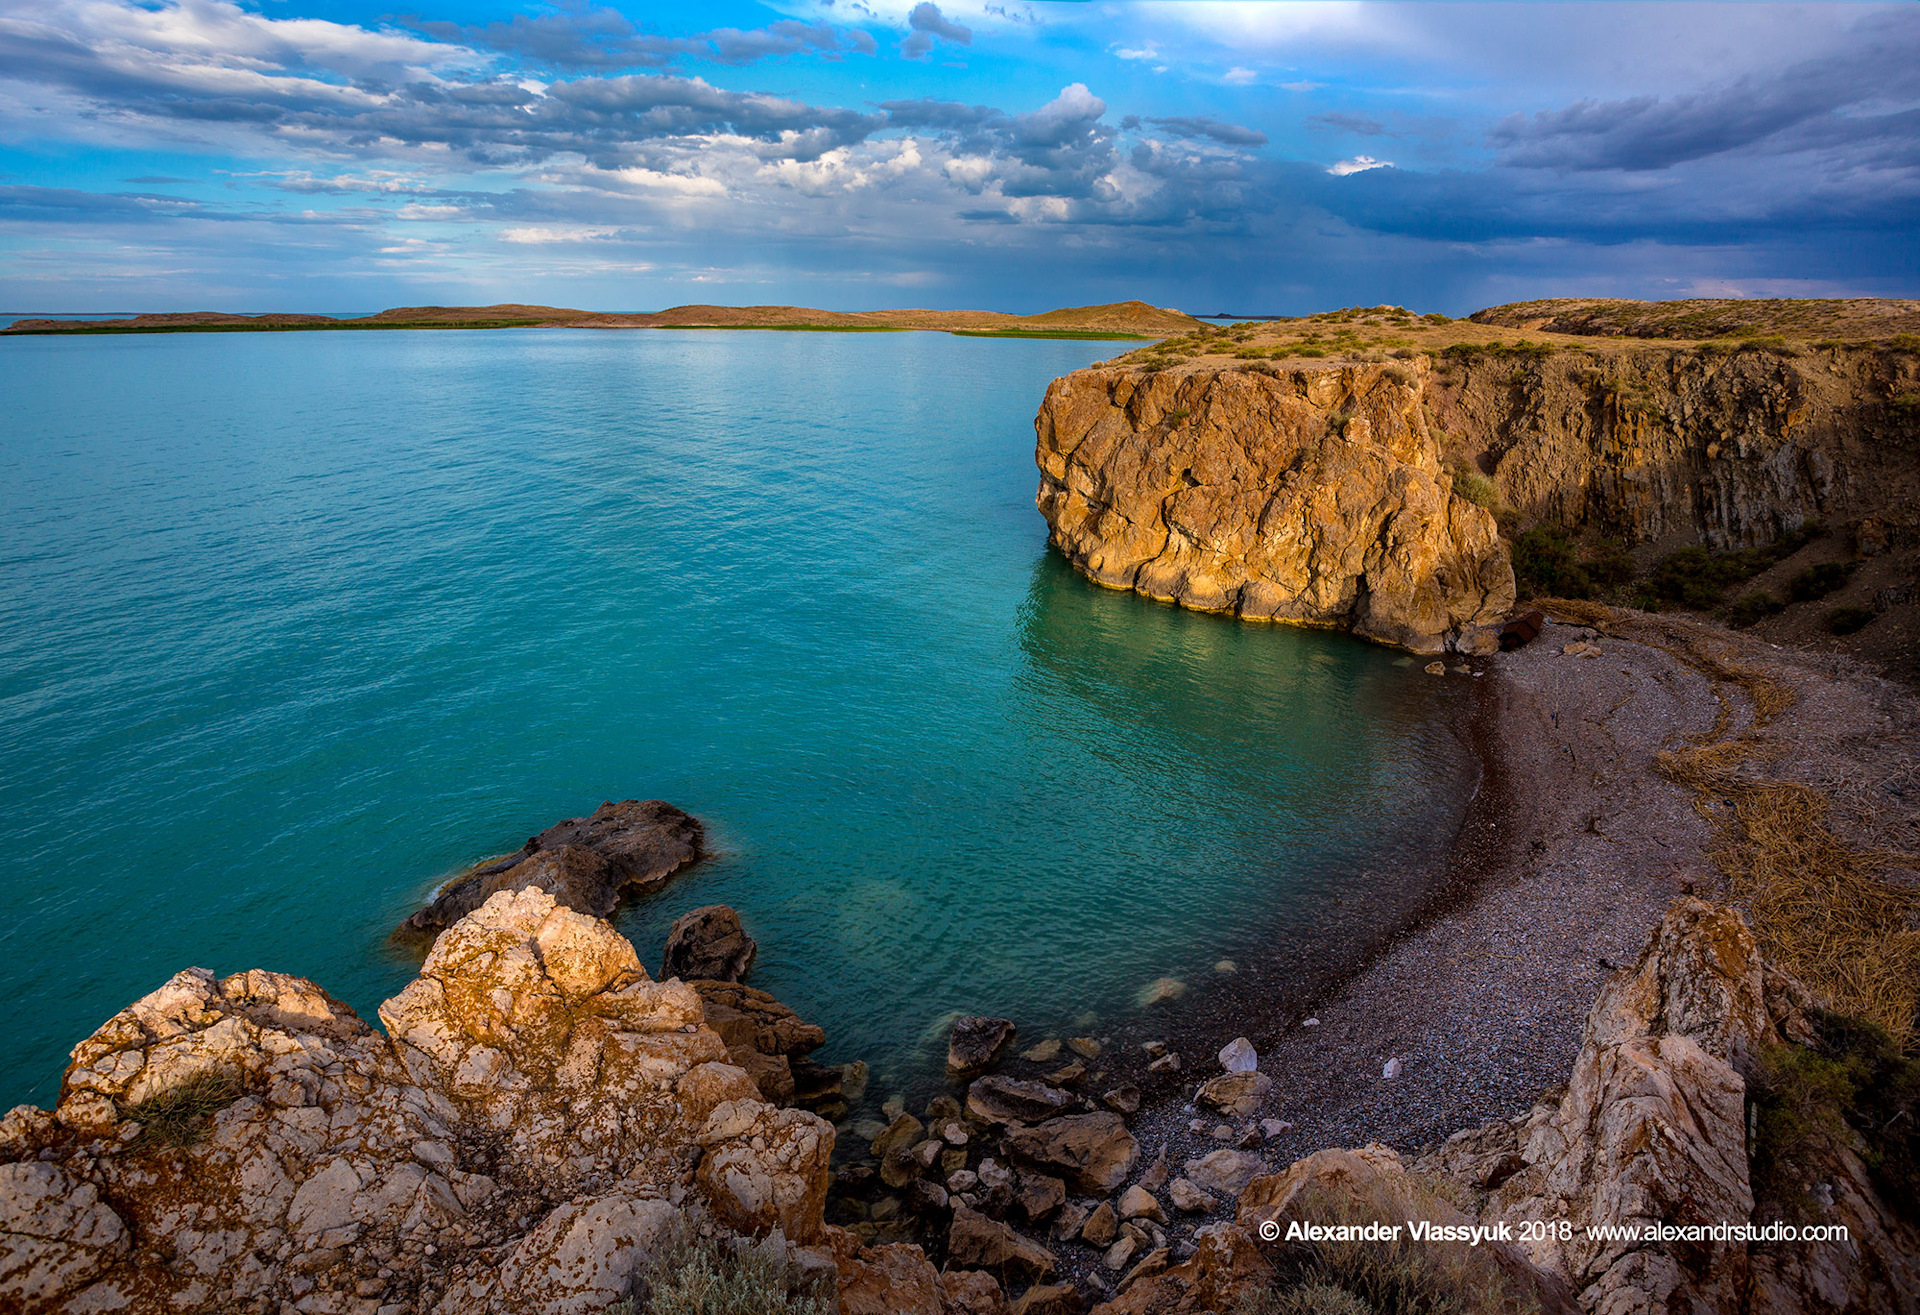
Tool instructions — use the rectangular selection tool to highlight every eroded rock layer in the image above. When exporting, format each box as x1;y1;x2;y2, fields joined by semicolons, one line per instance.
1034;364;1515;654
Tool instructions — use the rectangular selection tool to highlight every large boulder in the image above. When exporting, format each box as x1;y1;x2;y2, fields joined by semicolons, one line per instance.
1035;364;1513;654
1006;1113;1139;1195
692;980;828;1105
949;1017;1017;1074
949;1204;1057;1283
398;799;703;939
0;1164;130;1314
695;1101;835;1243
1194;1071;1271;1119
967;1075;1077;1126
662;905;757;982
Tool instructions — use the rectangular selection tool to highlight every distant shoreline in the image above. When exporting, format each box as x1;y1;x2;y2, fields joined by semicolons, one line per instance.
0;298;1194;340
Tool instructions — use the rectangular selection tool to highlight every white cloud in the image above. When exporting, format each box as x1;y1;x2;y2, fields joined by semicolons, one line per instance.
1329;154;1391;176
498;226;619;244
1222;67;1256;85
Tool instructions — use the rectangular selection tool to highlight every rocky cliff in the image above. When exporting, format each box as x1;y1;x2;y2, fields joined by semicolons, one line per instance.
1428;342;1920;551
1034;363;1515;654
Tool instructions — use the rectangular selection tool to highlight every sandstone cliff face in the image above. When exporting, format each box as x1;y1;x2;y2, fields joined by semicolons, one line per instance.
1035;364;1515;654
1430;344;1920;550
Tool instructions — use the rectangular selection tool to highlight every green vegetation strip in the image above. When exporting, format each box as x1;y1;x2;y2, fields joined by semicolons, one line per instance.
670;323;908;332
948;328;1155;340
4;319;555;335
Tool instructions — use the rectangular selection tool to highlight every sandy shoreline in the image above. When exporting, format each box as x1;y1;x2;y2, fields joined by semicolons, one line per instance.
1019;605;1920;1298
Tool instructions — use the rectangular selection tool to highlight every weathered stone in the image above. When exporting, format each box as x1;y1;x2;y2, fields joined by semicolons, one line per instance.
871;1113;925;1161
1016;1172;1066;1223
1051;1200;1090;1241
1035;366;1513;654
949;1017;1017;1074
1180;1150;1265;1198
1194;1072;1272;1119
693;980;827;1105
1067;1037;1101;1059
1137;1146;1168;1193
948;1205;1057;1282
1020;1040;1063;1063
1100;1085;1140;1116
967;1075;1077;1126
694;1102;835;1243
1168;1178;1215;1213
1006;1114;1140;1195
1116;1185;1164;1224
1012;1282;1083;1315
1079;1201;1118;1247
941;1268;1010;1315
0;1163;130;1311
831;1230;946;1315
661;905;756;982
1217;1037;1256;1073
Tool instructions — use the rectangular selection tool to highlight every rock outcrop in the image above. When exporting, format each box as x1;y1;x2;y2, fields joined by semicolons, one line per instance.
1427;344;1920;551
1034;363;1515;654
661;904;757;982
396;799;702;941
0;888;834;1314
1090;899;1919;1315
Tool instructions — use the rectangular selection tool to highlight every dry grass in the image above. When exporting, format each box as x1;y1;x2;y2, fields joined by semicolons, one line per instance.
123;1068;244;1150
1541;600;1920;1048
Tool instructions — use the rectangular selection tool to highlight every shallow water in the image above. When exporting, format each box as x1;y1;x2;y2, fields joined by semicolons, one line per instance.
0;327;1475;1111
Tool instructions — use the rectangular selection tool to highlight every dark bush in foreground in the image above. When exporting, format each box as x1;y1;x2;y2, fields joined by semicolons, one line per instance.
615;1235;834;1315
1789;560;1856;603
1826;606;1876;635
1640;524;1822;612
1236;1188;1543;1315
1730;592;1785;628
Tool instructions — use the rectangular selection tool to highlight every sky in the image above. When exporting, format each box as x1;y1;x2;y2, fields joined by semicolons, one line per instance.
1;0;1916;314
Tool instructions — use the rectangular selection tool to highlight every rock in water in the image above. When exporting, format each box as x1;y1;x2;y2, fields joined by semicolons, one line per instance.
1034;365;1513;655
948;1016;1017;1073
661;904;757;982
398;799;702;940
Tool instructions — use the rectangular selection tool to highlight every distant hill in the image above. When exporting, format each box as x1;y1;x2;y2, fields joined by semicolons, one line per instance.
1472;297;1920;340
4;300;1202;338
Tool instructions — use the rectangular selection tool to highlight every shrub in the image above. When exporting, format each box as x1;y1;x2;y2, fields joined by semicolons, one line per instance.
1421;312;1452;325
1730;591;1785;628
1447;459;1499;510
1750;1012;1920;1226
618;1235;835;1315
1890;333;1920;354
1641;524;1824;612
1826;605;1876;635
1788;560;1855;603
1235;1186;1543;1315
1511;524;1592;598
124;1069;243;1150
1890;392;1920;419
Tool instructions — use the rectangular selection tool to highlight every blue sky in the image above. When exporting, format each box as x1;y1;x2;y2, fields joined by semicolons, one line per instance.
1;1;1916;313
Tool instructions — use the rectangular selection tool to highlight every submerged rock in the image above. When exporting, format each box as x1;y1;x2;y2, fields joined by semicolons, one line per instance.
397;799;702;940
967;1075;1077;1126
949;1016;1017;1074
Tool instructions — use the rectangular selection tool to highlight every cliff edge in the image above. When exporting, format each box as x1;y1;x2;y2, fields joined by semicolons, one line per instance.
1034;362;1515;654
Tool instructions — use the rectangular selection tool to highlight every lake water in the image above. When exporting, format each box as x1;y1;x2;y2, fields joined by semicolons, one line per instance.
0;327;1476;1113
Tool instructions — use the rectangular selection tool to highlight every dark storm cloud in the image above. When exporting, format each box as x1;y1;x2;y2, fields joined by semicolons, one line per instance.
1142;116;1267;148
1490;10;1920;171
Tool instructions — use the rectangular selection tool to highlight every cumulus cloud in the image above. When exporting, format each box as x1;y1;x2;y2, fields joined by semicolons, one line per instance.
1329;155;1390;176
901;2;971;59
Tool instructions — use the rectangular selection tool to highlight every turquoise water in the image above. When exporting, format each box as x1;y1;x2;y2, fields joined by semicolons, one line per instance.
0;328;1474;1112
